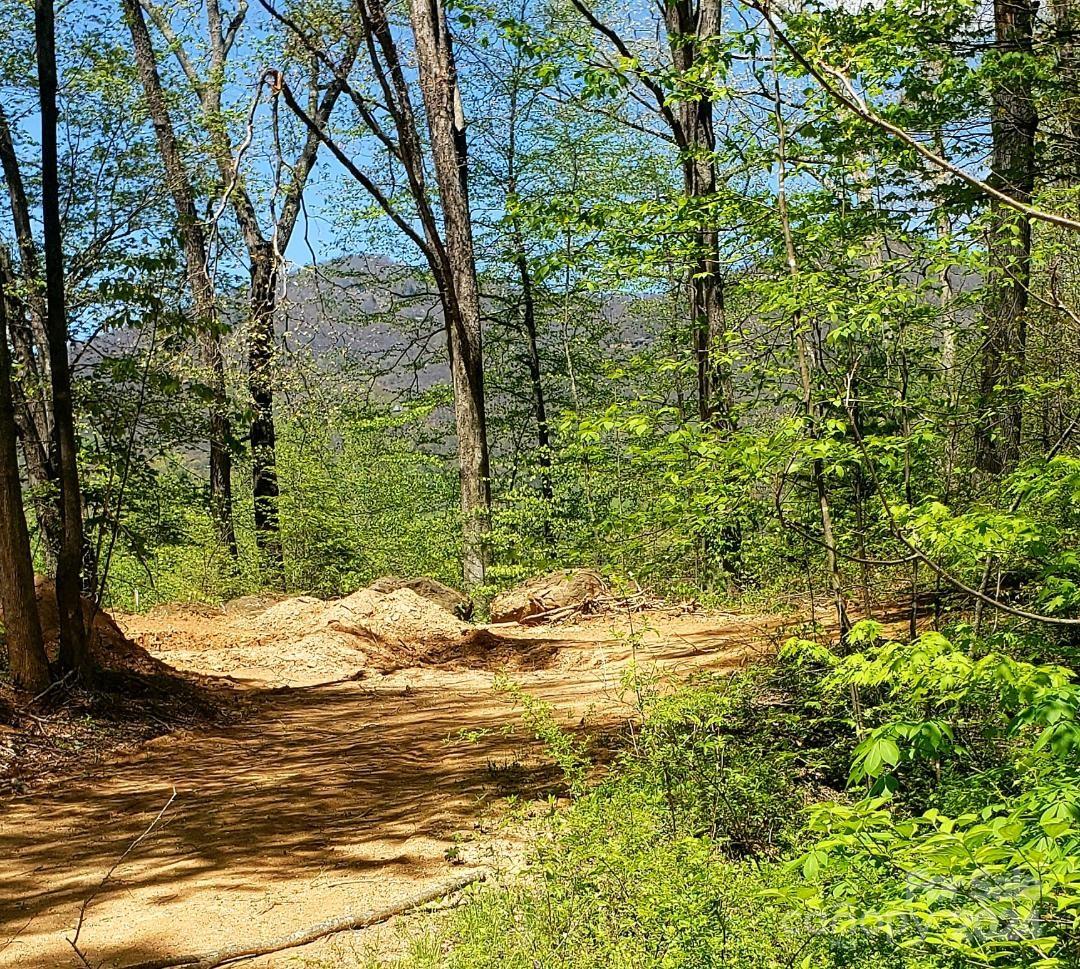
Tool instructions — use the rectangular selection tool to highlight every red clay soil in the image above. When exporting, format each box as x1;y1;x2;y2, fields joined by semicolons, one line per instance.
0;604;785;968
0;587;244;797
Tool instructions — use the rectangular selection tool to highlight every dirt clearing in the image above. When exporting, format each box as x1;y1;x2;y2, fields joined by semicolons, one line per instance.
0;592;784;968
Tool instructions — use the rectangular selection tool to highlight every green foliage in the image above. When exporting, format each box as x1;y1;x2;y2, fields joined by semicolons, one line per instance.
12;0;1080;961
376;670;925;969
101;398;461;609
275;399;461;595
772;628;1080;967
371;628;1080;968
495;677;591;791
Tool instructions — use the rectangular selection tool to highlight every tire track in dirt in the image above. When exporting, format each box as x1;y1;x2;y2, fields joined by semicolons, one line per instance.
0;613;777;968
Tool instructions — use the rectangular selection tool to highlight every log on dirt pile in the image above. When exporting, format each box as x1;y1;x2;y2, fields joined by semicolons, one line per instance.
489;569;608;624
367;576;474;620
118;871;485;969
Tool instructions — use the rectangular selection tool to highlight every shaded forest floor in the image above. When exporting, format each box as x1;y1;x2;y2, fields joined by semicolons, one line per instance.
0;598;793;968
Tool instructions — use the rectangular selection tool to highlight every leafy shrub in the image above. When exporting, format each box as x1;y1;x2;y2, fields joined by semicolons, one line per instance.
374;671;915;969
777;625;1080;968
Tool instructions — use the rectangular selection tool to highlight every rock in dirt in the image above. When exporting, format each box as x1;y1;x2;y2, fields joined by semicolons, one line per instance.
367;576;474;620
490;569;608;624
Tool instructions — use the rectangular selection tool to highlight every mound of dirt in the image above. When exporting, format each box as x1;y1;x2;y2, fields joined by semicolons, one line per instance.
255;586;473;668
124;585;480;686
34;576;177;678
367;576;474;620
490;569;608;624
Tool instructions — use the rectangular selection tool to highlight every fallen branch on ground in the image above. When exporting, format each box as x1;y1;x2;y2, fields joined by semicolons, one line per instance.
520;604;580;625
119;870;486;969
69;786;177;966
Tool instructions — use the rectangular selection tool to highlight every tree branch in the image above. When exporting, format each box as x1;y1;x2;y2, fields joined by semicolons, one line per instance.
753;1;1080;234
118;871;485;969
139;0;204;95
275;75;432;257
569;0;685;146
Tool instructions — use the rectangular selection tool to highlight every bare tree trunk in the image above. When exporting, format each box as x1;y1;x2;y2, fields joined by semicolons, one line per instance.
663;0;733;429
0;263;50;693
0;107;62;562
409;0;491;586
199;12;281;572
0;261;60;560
664;1;740;582
975;0;1037;473
933;146;958;387
684;162;729;428
122;0;236;554
273;2;490;586
35;0;89;677
248;242;283;572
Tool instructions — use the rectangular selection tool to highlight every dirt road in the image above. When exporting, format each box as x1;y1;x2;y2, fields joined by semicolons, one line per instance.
0;611;778;968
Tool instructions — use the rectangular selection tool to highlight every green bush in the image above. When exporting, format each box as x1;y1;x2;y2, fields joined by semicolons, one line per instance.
374;671;921;969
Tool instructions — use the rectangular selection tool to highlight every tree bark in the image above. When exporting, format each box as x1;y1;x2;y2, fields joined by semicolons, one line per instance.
248;242;282;570
122;0;236;554
118;871;484;969
570;0;734;428
662;1;733;428
35;0;89;677
0;262;50;693
215;60;353;575
975;0;1038;474
275;1;491;585
0;106;62;561
409;0;491;586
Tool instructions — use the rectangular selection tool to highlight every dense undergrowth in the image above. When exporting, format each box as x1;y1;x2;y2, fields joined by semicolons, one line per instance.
365;618;1080;969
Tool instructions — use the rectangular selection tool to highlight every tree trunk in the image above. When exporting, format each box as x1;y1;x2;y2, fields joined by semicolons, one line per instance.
0;264;50;693
122;0;236;555
975;0;1037;474
0;106;62;562
514;230;555;544
662;0;733;430
662;1;740;582
409;0;491;587
168;8;356;571
274;3;489;585
35;0;89;677
683;130;731;428
248;242;283;572
0;258;60;560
